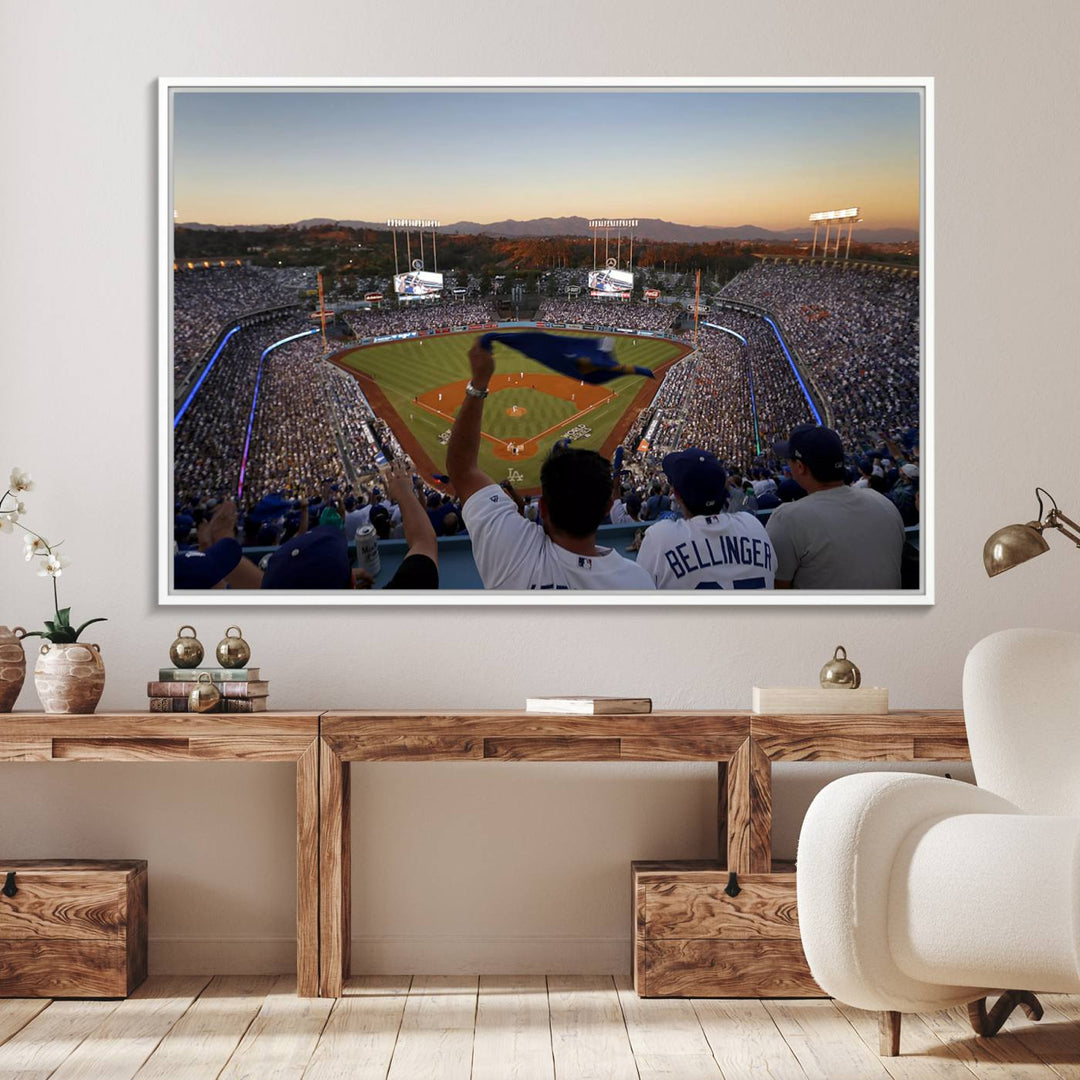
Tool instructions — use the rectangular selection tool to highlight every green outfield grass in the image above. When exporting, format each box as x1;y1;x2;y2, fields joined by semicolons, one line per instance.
336;329;684;488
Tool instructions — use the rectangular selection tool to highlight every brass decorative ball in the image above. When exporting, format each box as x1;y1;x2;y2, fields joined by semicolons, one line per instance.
169;625;204;669
215;626;251;669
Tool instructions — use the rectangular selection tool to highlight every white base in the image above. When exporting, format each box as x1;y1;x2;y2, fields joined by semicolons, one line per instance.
148;935;630;976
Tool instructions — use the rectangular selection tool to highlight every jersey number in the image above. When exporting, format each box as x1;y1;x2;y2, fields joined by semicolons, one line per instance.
695;578;767;590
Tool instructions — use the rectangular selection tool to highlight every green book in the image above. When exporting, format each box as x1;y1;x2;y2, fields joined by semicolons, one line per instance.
158;667;261;681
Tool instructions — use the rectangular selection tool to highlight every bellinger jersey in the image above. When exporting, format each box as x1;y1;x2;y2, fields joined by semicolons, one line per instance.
462;484;654;590
636;512;776;590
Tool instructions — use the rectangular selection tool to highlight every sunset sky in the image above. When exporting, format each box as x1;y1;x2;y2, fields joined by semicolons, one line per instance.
172;88;922;231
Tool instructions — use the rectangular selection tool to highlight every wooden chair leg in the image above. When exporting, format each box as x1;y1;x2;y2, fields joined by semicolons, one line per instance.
968;991;1044;1038
879;1010;902;1056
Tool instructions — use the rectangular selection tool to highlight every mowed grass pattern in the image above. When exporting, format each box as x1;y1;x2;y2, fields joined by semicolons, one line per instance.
337;330;683;487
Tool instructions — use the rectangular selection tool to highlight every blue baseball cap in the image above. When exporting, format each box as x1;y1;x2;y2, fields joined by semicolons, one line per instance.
773;425;846;480
174;537;242;589
260;526;351;589
662;449;728;513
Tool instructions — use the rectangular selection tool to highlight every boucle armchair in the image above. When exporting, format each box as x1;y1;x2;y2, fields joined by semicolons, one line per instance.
797;628;1080;1055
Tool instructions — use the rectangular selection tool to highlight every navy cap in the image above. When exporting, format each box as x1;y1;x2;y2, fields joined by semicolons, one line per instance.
174;537;242;589
260;526;351;590
662;449;728;513
773;425;846;480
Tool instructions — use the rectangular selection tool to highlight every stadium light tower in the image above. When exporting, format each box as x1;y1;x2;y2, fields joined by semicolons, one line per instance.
387;218;441;274
590;219;638;270
809;207;860;259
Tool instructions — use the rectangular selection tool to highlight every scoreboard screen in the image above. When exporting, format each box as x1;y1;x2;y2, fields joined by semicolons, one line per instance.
394;271;444;296
588;268;634;295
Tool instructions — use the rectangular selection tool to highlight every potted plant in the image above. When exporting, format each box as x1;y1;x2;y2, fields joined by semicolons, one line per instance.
1;468;107;714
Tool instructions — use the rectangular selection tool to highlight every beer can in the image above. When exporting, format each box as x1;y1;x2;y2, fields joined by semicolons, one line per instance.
355;525;381;577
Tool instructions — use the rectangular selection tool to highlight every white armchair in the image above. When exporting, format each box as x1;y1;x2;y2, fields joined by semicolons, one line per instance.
797;628;1080;1055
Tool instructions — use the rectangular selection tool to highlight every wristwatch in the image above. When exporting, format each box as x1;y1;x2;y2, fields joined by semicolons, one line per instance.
465;381;489;399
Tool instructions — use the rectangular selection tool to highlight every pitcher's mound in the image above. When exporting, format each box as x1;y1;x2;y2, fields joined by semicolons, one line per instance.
506;406;528;418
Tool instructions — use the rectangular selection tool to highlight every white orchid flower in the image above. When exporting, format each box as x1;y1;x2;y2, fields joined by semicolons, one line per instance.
38;552;70;578
8;469;34;493
0;514;13;534
23;534;49;560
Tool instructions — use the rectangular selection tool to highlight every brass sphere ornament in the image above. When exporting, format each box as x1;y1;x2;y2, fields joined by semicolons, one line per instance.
169;625;204;669
187;672;221;713
820;645;861;689
215;626;251;669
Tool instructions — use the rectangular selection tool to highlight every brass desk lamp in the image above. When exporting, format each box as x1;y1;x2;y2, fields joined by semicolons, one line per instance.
984;488;1080;577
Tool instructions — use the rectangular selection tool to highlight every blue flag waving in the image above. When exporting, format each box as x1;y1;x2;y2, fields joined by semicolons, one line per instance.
478;332;655;385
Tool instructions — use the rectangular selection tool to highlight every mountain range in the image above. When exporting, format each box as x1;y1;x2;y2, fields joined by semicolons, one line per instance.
176;214;918;244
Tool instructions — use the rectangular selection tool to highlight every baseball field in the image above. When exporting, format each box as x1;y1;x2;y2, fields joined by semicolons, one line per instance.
332;329;689;490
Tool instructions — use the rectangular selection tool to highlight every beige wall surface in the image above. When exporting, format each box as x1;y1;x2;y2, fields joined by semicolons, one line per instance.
2;0;1078;973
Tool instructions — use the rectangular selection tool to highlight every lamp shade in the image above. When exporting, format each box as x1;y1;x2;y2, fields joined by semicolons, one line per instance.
983;522;1050;577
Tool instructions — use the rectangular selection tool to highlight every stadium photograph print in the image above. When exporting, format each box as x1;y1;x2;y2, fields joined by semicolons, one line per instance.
159;77;932;605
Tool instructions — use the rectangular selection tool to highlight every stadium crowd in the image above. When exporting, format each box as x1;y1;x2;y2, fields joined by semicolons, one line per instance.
343;300;497;339
174;260;920;592
536;298;677;333
173;265;317;384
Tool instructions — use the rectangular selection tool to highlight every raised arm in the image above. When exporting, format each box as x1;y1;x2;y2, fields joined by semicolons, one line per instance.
383;460;437;565
446;339;496;505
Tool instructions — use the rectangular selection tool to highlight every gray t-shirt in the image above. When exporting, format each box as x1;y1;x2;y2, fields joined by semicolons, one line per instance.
765;485;906;589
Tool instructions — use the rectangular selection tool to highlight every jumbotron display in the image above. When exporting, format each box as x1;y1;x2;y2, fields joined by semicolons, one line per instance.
588;268;634;296
394;270;444;296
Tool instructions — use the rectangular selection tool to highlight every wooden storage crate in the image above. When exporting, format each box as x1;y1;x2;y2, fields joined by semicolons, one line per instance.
0;859;148;998
632;860;822;998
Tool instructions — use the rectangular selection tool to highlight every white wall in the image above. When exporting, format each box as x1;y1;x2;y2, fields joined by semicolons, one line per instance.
2;0;1078;974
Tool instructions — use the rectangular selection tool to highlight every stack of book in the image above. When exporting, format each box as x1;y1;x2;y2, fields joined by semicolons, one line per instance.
147;668;269;713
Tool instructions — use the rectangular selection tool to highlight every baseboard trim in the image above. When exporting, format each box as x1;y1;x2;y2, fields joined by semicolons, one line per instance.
149;935;630;975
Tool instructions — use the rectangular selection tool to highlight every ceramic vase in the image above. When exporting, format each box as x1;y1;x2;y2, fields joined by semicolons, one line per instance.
34;642;106;714
0;626;27;712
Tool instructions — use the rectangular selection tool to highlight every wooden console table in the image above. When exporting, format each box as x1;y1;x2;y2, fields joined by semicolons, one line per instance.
0;712;321;997
318;709;970;998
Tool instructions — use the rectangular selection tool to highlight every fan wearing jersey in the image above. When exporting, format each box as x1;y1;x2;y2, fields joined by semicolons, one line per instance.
448;340;654;591
636;449;776;590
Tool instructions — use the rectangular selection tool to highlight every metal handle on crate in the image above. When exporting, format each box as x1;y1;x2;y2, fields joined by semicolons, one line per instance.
724;871;741;898
2;871;16;898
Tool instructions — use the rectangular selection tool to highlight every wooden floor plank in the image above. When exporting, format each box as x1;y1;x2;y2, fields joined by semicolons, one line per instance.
133;974;277;1080
693;998;806;1080
765;998;892;1080
918;1004;1055;1079
0;1001;50;1049
471;975;554;1080
613;974;721;1078
1011;997;1080;1080
218;974;334;1080
547;975;638;1080
0;999;121;1080
48;976;210;1080
833;1002;979;1079
303;976;411;1080
385;975;478;1080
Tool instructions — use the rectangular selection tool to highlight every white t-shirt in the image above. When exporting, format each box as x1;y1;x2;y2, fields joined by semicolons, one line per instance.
609;498;637;525
637;513;776;590
462;484;654;590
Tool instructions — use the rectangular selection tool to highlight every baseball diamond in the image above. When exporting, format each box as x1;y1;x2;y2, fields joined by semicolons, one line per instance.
332;330;688;491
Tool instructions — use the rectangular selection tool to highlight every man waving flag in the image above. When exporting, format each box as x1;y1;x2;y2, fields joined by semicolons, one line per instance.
478;331;655;385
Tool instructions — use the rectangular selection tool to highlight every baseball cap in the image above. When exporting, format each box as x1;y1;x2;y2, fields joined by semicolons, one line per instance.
174;537;242;589
773;425;846;481
662;449;728;512
260;526;351;589
900;463;919;479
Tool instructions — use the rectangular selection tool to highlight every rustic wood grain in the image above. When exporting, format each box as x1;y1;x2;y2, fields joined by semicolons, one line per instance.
131;974;278;1080
189;736;315;761
0;998;50;1047
913;737;972;761
328;734;482;761
303;976;411;1080
644;876;801;940
644;939;819;998
126;869;148;997
0;997;120;1078
0;740;51;762
0;712;319;738
483;736;621;760
619;735;746;760
0;940;130;998
716;761;728;868
0;874;126;940
765;998;892;1079
726;738;772;873
319;740;350;998
47;975;209;1080
296;739;320;999
51;738;192;761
